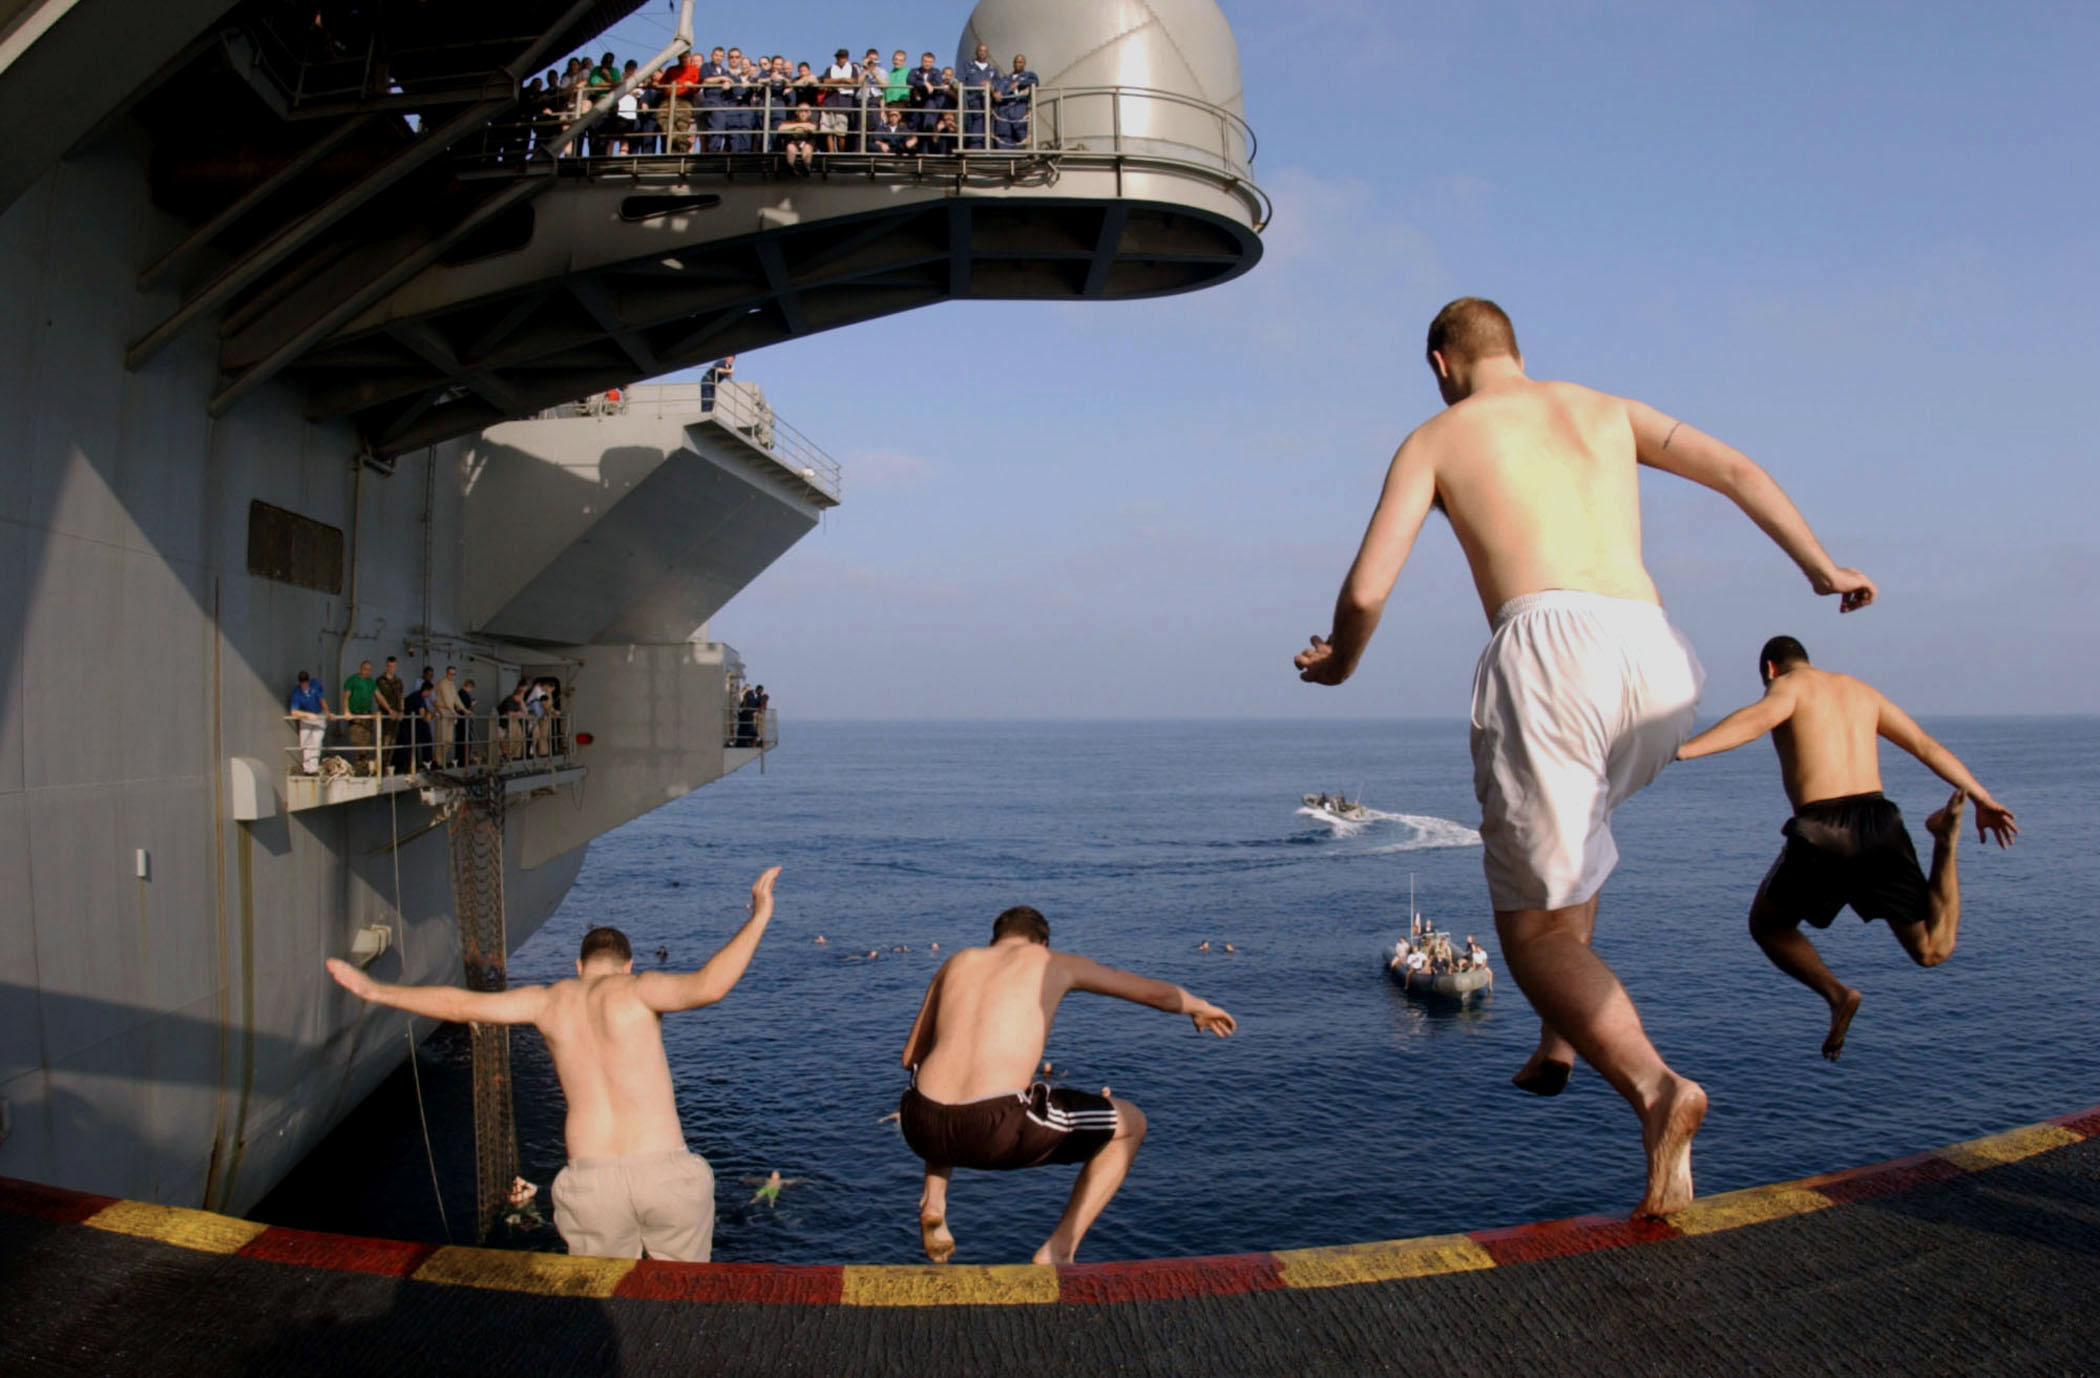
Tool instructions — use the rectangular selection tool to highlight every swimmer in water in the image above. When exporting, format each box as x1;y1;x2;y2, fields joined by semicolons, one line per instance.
894;944;910;954
746;1169;803;1207
929;941;941;952
1196;940;1211;952
866;949;880;960
814;935;827;945
1223;943;1236;953
655;946;668;964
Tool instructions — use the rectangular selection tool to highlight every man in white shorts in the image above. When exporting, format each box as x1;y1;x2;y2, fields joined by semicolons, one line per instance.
1294;298;1875;1216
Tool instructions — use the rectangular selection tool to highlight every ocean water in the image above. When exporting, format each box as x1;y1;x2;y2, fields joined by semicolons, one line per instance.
258;717;2100;1266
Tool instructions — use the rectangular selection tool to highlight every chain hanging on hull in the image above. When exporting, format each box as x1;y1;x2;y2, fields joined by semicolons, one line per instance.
446;775;515;1243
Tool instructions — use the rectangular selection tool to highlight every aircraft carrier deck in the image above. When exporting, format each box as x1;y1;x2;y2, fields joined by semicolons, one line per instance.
3;1108;2095;1376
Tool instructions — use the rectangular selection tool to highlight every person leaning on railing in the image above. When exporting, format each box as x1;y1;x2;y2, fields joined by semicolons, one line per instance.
288;670;332;775
960;43;998;150
993;54;1038;149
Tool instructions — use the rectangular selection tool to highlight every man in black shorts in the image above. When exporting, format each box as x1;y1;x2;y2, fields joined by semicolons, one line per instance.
1676;636;2017;1059
898;906;1235;1264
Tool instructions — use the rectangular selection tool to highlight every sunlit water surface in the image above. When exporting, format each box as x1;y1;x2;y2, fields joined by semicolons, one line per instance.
258;718;2100;1265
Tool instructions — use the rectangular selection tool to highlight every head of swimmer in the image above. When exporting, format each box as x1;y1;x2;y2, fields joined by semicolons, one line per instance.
990;905;1050;946
1424;297;1523;406
579;925;634;975
1759;634;1810;688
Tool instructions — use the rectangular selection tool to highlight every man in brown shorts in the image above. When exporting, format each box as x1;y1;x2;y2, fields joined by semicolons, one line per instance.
1676;636;2016;1059
898;905;1236;1265
326;865;783;1260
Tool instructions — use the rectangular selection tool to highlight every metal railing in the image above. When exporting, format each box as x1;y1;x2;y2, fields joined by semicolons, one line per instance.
459;82;1267;227
285;710;574;780
723;704;778;750
538;382;844;501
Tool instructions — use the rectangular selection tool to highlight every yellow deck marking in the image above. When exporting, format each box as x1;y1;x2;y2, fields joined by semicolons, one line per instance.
413;1246;635;1298
1276;1235;1496;1289
84;1201;268;1254
1936;1123;2082;1172
840;1263;1059;1307
1670;1185;1833;1237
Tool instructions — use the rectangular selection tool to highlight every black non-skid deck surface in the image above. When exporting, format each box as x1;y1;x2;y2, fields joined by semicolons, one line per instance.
4;1135;2097;1377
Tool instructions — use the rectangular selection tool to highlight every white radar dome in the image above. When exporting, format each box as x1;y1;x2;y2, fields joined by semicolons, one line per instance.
958;0;1250;175
958;0;1244;115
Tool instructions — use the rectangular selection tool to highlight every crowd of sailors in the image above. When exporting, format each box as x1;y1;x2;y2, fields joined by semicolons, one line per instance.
286;657;567;777
502;42;1042;163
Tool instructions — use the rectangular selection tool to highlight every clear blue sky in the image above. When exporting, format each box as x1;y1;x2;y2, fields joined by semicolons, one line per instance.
593;1;2098;717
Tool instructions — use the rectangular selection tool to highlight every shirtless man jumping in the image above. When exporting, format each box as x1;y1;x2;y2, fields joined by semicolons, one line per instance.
897;905;1235;1265
1294;298;1875;1217
326;865;782;1260
1677;637;2016;1059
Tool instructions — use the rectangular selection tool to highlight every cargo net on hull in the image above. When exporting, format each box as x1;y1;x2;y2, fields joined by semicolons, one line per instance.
447;775;517;1243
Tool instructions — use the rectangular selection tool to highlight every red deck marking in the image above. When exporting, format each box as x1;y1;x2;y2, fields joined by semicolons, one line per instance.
1471;1213;1680;1265
1057;1252;1286;1304
238;1226;438;1276
616;1260;846;1304
2046;1108;2100;1140
0;1175;115;1224
1794;1153;1966;1205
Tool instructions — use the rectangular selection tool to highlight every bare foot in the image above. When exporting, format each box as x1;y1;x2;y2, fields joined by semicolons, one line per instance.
1512;1050;1573;1096
1925;789;1966;845
919;1212;954;1264
1633;1075;1707;1219
1822;986;1862;1061
1030;1241;1074;1266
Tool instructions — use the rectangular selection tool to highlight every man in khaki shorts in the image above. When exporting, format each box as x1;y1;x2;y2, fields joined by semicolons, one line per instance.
328;866;783;1259
1294;298;1876;1216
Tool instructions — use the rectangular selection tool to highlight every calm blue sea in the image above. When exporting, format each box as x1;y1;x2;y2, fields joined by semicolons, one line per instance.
258;717;2100;1266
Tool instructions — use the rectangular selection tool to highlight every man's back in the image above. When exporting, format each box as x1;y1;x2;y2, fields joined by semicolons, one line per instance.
1421;378;1657;618
535;974;684;1159
913;943;1060;1101
1768;666;1886;809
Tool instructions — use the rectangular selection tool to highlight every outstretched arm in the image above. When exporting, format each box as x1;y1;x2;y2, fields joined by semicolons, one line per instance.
636;866;783;1013
1296;431;1439;686
326;958;550;1025
900;961;946;1067
1628;399;1876;613
1873;697;2018;846
1057;954;1237;1036
1677;680;1798;761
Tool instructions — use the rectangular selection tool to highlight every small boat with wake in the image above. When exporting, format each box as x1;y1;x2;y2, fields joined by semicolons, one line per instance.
1301;790;1370;822
1385;876;1492;1006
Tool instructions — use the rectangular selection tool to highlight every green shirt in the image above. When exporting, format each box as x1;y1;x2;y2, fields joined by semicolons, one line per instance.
343;674;377;714
886;64;910;102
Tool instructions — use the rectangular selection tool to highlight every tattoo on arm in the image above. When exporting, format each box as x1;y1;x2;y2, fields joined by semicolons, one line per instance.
1662;420;1683;450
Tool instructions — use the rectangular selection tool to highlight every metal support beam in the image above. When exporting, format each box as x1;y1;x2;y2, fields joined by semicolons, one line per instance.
753;239;807;336
463;286;554;363
389;319;529;415
139;115;375;289
211;177;547;415
1082;204;1130;298
947;201;972;298
570;277;659;375
128;95;516;369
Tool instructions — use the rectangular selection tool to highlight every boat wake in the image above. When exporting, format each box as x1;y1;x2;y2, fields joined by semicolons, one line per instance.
1295;806;1482;850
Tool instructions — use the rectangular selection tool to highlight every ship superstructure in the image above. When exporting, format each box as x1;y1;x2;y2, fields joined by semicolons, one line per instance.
0;0;1264;1218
